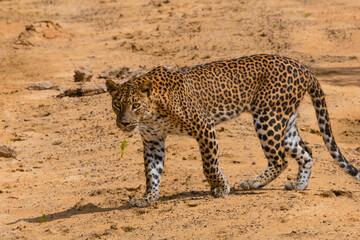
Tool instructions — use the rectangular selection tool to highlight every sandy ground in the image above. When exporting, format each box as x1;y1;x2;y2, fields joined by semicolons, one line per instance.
1;0;360;239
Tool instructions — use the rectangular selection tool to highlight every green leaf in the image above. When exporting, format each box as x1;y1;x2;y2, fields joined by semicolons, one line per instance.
120;140;129;157
40;214;46;223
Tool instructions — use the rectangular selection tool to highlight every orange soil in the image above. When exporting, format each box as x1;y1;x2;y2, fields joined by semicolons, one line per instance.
0;0;359;239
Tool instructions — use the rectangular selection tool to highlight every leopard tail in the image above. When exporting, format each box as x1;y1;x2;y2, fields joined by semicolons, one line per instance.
307;75;360;180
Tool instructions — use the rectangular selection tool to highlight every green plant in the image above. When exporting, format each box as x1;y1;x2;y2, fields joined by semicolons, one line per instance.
40;214;46;223
304;13;311;18
120;140;129;158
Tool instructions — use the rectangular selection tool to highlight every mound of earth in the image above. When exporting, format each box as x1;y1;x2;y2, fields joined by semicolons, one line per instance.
15;21;71;46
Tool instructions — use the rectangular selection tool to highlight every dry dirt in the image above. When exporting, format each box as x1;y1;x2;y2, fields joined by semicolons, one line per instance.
1;0;360;239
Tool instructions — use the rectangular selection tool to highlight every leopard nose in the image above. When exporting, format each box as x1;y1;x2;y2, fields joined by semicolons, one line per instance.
121;122;131;127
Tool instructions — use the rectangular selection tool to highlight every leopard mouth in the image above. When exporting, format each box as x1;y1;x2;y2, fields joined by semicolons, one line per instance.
116;121;137;132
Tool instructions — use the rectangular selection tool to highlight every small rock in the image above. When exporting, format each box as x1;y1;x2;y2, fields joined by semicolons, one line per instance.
74;66;93;82
98;66;124;79
27;83;59;90
187;203;198;207
57;84;106;97
287;193;297;199
98;66;149;82
33;111;51;118
279;205;288;211
125;185;141;192
45;228;59;234
0;145;17;158
52;140;62;145
310;128;320;134
217;127;225;132
121;226;135;232
72;198;97;211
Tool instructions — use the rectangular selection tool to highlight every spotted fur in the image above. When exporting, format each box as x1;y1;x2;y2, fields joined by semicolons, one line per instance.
106;54;359;207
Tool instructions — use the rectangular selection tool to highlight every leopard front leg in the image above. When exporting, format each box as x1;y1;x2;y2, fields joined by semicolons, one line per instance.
197;123;230;198
129;135;165;208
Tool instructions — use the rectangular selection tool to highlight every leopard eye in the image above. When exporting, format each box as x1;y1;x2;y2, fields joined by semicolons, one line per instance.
132;103;141;110
113;102;121;109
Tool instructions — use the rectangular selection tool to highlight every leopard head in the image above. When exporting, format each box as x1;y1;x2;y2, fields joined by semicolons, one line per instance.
106;79;152;132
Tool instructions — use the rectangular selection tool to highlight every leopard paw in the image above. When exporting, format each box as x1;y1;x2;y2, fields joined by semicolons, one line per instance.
239;179;262;190
129;194;157;208
210;183;230;198
285;181;308;190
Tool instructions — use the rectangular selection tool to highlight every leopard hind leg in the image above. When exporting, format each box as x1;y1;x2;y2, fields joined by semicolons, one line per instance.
240;111;289;189
284;113;313;190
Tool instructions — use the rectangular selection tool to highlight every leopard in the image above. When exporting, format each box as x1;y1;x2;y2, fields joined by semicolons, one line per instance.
105;54;360;207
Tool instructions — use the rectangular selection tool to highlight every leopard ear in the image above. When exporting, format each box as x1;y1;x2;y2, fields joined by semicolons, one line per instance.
139;80;152;98
105;80;119;97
